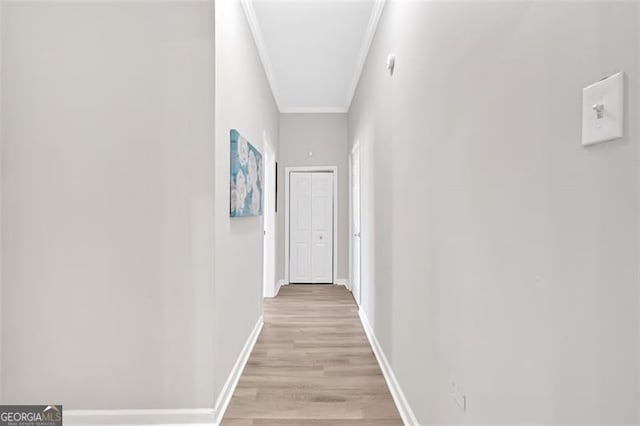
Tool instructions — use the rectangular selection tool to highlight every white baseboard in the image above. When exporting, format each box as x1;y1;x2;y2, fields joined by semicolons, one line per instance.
335;278;349;288
63;317;264;426
214;316;264;425
358;309;418;426
64;408;216;425
265;280;284;298
275;279;286;296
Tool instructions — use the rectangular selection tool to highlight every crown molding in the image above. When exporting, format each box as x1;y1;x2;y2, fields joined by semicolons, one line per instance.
242;0;386;114
280;107;349;114
241;0;283;112
344;0;387;112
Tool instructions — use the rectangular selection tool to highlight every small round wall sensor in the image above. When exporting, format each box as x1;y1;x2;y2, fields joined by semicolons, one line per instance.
387;54;396;75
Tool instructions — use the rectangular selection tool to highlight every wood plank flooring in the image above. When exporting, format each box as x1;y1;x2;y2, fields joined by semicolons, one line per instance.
222;284;403;426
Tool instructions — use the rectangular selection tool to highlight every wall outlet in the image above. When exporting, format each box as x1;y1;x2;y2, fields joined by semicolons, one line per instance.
450;381;467;412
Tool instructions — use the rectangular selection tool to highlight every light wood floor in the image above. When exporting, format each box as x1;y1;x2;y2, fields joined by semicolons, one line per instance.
222;284;403;426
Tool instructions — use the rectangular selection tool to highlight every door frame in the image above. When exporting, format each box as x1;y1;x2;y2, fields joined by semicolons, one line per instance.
262;137;276;297
349;142;361;305
284;166;338;284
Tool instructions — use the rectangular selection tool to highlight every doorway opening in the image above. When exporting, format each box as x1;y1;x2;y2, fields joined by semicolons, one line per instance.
262;137;277;297
284;166;338;285
349;143;361;306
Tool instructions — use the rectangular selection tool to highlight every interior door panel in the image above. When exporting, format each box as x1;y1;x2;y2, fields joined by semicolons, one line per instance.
289;171;334;284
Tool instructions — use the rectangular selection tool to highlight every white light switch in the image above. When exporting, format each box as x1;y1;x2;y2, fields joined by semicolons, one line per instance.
582;72;624;146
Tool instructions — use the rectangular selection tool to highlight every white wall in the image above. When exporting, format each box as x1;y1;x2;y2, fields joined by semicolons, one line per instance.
277;113;349;282
349;1;640;424
1;0;215;409
213;0;279;405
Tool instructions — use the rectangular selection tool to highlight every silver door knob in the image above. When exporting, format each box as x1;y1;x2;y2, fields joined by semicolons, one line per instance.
354;232;361;237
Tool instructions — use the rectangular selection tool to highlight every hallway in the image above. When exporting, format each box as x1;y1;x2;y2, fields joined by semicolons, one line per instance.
2;1;640;424
223;285;402;425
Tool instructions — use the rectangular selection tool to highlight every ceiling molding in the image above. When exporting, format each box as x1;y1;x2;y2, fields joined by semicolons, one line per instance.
244;0;385;114
280;107;349;114
343;0;387;112
241;0;283;112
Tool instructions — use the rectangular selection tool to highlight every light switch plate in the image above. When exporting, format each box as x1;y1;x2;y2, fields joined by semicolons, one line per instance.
582;72;625;146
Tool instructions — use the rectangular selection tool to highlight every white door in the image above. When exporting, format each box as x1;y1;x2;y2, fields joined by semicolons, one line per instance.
262;141;276;297
311;173;333;283
290;172;312;283
350;145;362;305
289;172;334;283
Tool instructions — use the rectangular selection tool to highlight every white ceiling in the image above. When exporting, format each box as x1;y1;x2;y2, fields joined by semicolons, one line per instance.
243;0;385;113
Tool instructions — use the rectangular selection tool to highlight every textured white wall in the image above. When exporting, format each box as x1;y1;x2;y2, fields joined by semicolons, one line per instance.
213;0;279;403
1;0;215;409
349;1;640;423
277;113;349;282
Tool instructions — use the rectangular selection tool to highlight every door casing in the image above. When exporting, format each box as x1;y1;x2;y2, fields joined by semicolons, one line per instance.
349;142;361;306
262;138;276;297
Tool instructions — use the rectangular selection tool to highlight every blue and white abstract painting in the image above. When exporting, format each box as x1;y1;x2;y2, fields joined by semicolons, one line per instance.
230;129;263;217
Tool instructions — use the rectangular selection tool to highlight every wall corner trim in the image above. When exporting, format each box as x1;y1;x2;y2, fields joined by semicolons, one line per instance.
63;408;216;425
214;316;264;425
358;309;419;426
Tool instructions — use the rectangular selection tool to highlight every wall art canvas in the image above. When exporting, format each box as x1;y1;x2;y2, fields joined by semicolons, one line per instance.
230;129;263;217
